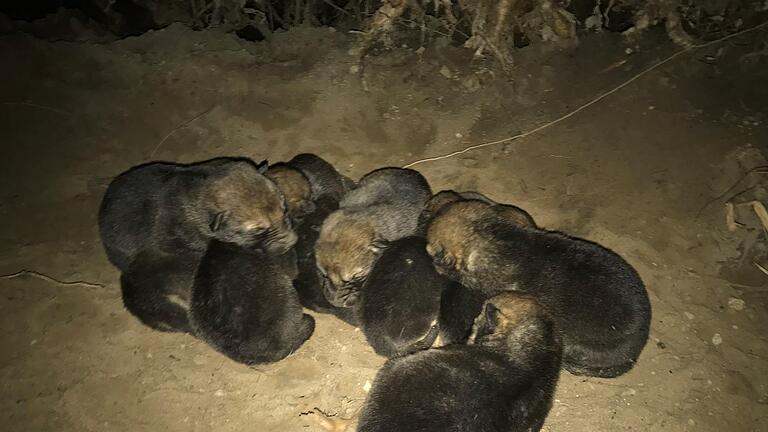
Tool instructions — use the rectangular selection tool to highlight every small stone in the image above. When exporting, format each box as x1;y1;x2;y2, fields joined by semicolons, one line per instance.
30;339;37;346
349;65;360;74
727;298;745;311
648;106;655;110
712;333;723;346
461;74;481;92
684;312;695;320
363;380;372;392
455;133;463;138
193;355;207;365
214;389;225;397
439;65;452;78
625;47;634;55
621;388;637;397
415;46;425;55
688;419;696;426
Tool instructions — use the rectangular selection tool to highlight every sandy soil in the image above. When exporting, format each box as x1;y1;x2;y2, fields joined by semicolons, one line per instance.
1;23;767;432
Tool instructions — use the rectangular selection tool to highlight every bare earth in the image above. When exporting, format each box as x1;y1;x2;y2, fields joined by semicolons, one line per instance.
1;24;767;432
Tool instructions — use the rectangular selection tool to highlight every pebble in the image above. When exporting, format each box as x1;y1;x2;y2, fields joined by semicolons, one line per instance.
214;389;225;397
461;74;481;92
349;65;360;74
439;65;452;78
363;380;372;392
712;333;723;346
621;388;637;397
684;312;695;320
727;297;745;311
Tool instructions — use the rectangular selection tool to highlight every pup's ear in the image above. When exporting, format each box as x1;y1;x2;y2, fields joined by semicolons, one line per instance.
477;302;499;337
209;211;227;232
256;159;269;174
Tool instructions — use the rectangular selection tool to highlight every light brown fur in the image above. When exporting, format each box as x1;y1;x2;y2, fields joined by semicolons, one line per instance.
426;199;535;275
468;292;560;371
315;211;379;288
205;168;289;232
265;165;312;218
426;200;492;273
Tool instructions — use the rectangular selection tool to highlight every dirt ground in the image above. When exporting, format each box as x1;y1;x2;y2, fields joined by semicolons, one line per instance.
1;21;767;432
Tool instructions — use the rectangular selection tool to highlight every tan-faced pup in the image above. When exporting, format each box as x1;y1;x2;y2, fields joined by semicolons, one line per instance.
426;199;651;378
315;167;431;307
99;157;297;272
267;154;358;323
356;292;562;432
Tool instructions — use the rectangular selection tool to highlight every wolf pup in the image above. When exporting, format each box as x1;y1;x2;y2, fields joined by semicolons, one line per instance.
426;199;652;377
356;293;562;432
267;155;357;324
357;236;483;356
291;196;357;324
316;167;431;308
189;239;315;365
120;249;200;333
99;157;296;272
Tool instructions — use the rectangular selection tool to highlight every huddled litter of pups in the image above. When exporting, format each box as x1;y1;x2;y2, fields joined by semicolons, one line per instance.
98;154;652;432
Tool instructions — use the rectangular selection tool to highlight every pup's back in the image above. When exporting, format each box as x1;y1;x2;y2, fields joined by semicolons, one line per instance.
288;153;355;202
120;248;200;333
359;237;445;357
99;162;180;270
190;240;314;364
339;167;431;241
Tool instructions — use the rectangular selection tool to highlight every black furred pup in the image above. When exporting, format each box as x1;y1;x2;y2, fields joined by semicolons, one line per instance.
359;237;437;356
189;239;314;365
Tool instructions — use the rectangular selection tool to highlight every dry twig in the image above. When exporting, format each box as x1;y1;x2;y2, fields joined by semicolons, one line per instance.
0;270;105;289
150;105;216;158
